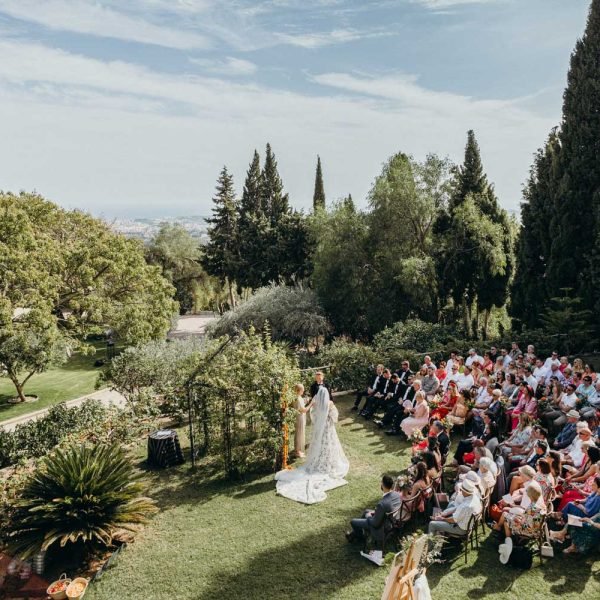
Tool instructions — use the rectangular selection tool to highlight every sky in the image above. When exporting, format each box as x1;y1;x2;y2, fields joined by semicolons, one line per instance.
0;0;592;218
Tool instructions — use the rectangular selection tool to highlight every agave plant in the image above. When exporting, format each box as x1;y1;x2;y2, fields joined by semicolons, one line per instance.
5;443;157;559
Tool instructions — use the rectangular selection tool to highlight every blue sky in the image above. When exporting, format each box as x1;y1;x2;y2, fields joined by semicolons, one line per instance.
0;0;591;217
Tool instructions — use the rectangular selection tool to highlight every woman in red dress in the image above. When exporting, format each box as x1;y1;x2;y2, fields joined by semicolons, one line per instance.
430;380;459;421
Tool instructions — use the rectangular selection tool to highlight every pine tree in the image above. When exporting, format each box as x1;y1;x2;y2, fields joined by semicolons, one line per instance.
203;166;239;307
548;0;600;312
236;150;266;290
260;143;289;222
313;156;326;212
436;130;509;337
450;129;488;211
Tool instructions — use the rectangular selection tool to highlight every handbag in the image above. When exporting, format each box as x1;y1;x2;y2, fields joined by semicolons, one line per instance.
541;542;554;558
508;546;533;569
489;504;503;522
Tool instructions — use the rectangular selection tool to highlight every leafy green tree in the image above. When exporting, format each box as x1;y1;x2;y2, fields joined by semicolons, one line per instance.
548;0;600;316
313;155;326;212
146;223;218;313
366;152;452;327
0;192;177;401
203;167;240;308
5;443;157;559
310;200;371;338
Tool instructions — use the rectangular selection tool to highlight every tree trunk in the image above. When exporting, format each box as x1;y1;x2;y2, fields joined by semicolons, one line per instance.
462;294;471;338
8;373;27;403
227;278;236;309
483;309;491;340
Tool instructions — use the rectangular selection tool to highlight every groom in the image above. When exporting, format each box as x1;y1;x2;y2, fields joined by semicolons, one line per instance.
346;474;402;566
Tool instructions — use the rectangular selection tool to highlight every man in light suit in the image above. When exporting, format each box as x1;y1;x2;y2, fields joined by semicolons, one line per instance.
346;474;402;566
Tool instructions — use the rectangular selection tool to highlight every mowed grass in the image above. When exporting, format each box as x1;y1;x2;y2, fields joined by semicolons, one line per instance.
87;395;600;600
0;341;109;422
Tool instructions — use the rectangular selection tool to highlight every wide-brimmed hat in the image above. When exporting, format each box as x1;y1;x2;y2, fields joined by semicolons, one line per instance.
461;479;476;494
518;465;536;479
567;409;580;419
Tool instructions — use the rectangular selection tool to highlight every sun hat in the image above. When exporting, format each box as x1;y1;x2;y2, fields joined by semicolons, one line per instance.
461;479;476;494
567;409;580;419
518;465;536;479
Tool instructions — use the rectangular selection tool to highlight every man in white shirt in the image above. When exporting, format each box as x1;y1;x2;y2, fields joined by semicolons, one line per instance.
523;366;538;392
428;479;482;536
533;359;548;387
443;364;460;391
500;348;512;370
543;383;579;432
543;351;561;371
474;377;492;407
457;366;475;392
446;352;458;373
547;362;566;384
466;348;483;368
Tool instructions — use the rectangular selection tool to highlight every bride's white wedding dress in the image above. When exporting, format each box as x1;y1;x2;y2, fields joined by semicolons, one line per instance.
275;387;349;504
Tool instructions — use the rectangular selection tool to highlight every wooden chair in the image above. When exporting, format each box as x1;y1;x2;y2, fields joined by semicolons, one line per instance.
381;534;428;600
444;512;481;564
513;510;550;564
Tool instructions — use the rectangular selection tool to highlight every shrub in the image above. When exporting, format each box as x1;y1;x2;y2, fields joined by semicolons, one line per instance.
317;339;378;390
4;443;157;559
207;285;331;344
373;318;457;355
0;400;147;468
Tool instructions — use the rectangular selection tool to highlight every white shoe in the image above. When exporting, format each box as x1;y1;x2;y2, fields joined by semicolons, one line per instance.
360;550;384;566
498;537;513;564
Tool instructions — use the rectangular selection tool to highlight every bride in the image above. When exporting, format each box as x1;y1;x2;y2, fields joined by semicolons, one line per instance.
275;386;349;504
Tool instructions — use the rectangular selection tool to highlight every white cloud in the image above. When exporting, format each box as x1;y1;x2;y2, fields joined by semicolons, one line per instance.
275;28;392;49
189;56;258;76
412;0;501;8
0;0;210;49
0;39;555;216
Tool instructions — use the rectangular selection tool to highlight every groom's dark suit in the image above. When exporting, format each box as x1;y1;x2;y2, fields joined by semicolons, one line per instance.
351;491;402;549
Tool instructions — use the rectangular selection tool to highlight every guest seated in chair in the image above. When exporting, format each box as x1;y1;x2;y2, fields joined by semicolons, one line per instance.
353;364;384;411
428;479;482;537
346;474;402;566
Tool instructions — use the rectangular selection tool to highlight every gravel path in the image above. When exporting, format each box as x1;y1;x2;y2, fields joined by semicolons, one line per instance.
0;388;126;432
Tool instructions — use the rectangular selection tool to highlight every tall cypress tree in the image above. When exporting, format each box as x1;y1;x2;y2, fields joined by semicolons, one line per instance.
511;130;561;329
203;166;239;307
313;156;326;212
548;0;600;312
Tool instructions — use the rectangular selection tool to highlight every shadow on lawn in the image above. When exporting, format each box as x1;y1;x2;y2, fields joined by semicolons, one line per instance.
428;530;600;599
194;502;385;600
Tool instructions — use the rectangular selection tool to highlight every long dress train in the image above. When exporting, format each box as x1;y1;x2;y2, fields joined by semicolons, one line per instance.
275;387;349;504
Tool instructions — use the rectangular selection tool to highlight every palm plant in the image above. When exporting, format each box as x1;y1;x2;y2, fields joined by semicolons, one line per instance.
5;443;157;559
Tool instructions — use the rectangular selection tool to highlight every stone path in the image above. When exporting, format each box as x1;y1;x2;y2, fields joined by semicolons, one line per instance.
167;311;218;339
0;388;126;432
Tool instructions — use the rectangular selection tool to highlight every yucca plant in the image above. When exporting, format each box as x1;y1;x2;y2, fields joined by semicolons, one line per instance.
5;443;157;559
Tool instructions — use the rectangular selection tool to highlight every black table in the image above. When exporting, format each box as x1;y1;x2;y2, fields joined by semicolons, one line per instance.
147;429;185;468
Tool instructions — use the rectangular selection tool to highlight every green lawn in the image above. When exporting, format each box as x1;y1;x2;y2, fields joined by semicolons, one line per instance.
0;342;110;422
87;395;600;600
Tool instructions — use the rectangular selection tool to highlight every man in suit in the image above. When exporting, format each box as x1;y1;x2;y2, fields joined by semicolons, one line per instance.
360;368;392;419
346;474;402;566
394;360;413;391
310;371;332;401
385;379;420;435
373;373;404;428
353;364;384;411
431;420;450;457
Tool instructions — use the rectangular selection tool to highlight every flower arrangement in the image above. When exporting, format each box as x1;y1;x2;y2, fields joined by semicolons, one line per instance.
409;429;425;444
440;417;454;432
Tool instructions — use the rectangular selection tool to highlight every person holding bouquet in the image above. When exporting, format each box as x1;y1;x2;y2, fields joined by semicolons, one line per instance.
401;391;430;439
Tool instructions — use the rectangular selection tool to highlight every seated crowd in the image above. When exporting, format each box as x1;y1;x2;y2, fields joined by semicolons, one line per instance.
346;343;600;566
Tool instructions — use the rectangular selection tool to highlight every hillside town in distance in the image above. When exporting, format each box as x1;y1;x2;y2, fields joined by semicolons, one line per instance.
109;215;208;242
